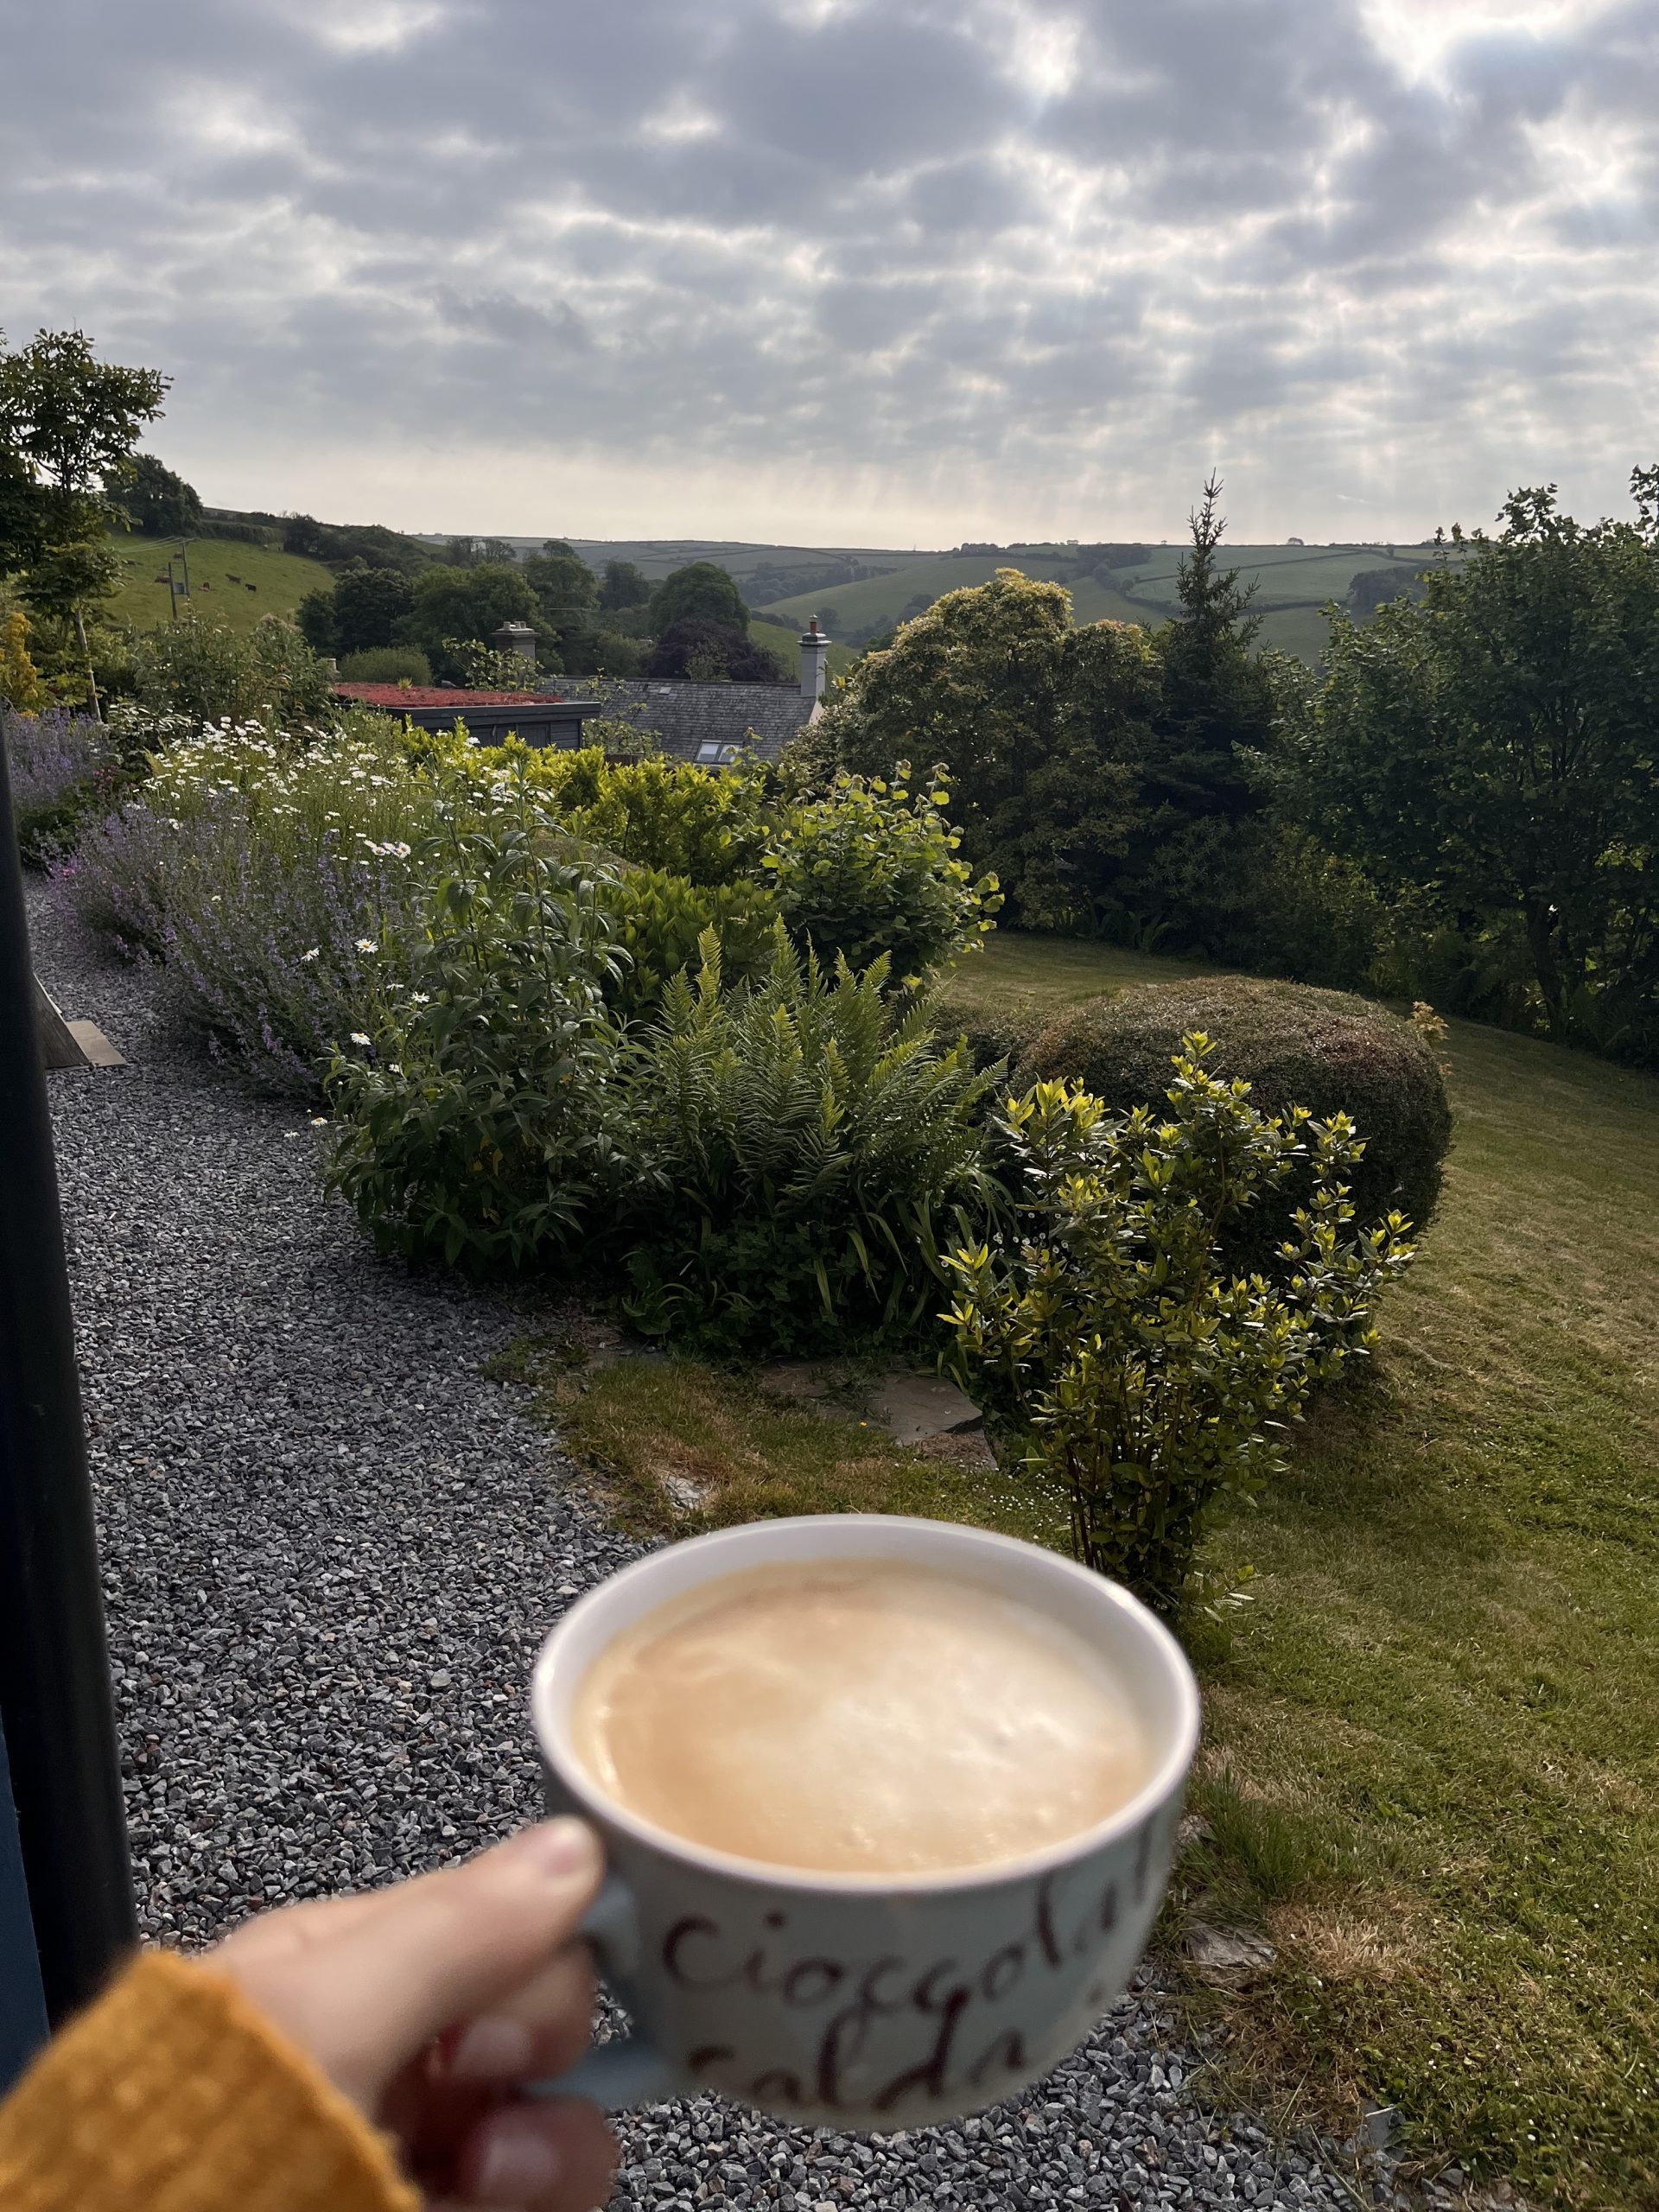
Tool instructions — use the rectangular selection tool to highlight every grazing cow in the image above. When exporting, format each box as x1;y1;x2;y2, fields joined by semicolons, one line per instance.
246;582;257;591
226;572;241;582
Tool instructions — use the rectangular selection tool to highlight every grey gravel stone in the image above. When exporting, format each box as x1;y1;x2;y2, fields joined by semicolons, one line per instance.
29;880;1402;2212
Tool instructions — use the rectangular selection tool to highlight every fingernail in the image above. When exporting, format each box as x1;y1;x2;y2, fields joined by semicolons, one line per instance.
524;1818;599;1878
450;2014;534;2081
476;2121;559;2202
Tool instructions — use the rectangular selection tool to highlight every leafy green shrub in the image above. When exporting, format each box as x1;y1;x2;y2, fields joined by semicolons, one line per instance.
601;867;777;1016
1020;975;1452;1244
326;800;627;1267
65;718;477;1090
128;616;338;730
1135;817;1386;990
486;745;772;886
761;766;1001;981
339;645;433;683
944;1045;1416;1617
622;927;994;1355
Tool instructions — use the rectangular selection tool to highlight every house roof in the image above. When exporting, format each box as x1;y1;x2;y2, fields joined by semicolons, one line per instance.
563;678;820;763
334;684;550;709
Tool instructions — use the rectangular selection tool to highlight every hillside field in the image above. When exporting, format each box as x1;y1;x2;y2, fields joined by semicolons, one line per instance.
104;531;333;635
100;517;1444;670
759;541;1444;664
563;538;925;589
747;614;857;681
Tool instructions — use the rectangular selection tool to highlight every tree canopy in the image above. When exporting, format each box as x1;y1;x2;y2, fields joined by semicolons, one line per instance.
0;325;170;710
112;454;202;537
830;570;1155;927
600;558;650;611
0;328;169;507
825;490;1275;938
397;562;541;680
645;617;785;683
647;560;747;633
297;561;416;659
524;543;599;647
1281;473;1659;1052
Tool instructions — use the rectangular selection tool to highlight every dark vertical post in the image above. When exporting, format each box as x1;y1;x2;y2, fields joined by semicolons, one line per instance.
0;709;136;2025
0;1717;48;2088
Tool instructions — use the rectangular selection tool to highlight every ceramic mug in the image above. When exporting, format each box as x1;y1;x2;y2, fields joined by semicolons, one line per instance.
527;1514;1199;2132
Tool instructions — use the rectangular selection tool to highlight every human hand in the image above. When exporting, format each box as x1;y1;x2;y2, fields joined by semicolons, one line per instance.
210;1819;616;2210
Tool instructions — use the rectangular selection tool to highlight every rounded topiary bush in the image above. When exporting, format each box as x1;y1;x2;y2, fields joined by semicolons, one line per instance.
1020;976;1452;1239
938;991;1050;1074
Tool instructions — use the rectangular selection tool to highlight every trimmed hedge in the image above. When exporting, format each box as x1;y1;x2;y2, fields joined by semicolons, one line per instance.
1020;975;1452;1239
938;989;1050;1075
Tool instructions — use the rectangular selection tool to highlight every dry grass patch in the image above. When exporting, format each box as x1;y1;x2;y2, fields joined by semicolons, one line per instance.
505;1346;1059;1548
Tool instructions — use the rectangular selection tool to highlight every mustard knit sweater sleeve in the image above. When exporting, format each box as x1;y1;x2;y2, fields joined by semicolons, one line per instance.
0;1950;417;2212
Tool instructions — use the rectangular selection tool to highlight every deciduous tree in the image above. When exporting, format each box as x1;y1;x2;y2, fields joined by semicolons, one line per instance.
0;326;169;712
112;454;201;537
646;561;747;634
1283;473;1659;1053
599;558;650;612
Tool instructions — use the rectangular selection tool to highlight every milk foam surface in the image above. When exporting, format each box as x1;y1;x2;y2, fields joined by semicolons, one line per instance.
571;1559;1150;1874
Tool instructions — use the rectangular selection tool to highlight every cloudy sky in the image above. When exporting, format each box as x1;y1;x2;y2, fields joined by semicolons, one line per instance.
2;0;1655;545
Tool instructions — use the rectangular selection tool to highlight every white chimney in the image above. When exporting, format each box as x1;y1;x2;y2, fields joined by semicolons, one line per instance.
799;618;830;701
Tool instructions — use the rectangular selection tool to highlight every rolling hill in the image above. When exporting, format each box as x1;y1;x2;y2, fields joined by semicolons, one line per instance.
100;511;1444;672
757;542;1445;664
747;615;857;681
104;531;334;635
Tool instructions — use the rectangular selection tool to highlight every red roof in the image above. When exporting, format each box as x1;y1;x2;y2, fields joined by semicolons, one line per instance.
334;683;554;709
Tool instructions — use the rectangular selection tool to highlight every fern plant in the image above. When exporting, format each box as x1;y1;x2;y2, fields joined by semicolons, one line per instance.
623;924;995;1354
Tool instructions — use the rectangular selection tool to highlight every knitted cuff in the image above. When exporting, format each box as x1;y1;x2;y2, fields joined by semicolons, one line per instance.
0;1949;417;2212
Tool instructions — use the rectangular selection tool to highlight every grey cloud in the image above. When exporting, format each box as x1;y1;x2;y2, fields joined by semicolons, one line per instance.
2;0;1654;538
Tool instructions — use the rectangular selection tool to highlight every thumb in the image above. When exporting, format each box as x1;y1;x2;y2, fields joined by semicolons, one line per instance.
346;1821;606;2066
233;1820;607;2107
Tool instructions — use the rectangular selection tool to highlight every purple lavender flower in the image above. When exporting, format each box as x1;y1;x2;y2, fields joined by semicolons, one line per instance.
2;710;118;862
65;784;422;1096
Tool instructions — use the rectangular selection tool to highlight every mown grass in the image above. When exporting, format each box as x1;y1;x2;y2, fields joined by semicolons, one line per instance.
500;938;1658;2205
1175;1015;1659;2208
944;927;1222;1011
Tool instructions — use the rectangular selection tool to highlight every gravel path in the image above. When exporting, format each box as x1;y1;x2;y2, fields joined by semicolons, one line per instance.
29;881;1382;2212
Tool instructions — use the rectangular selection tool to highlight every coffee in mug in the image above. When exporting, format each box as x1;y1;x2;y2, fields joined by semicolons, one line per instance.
570;1558;1151;1875
531;1516;1200;2130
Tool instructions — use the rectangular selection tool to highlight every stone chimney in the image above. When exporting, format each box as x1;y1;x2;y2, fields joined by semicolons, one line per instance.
492;620;537;663
799;618;830;702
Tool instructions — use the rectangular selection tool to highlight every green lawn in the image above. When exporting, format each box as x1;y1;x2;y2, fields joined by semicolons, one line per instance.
947;928;1224;1007
503;934;1658;2204
1179;1013;1659;2208
104;529;334;634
